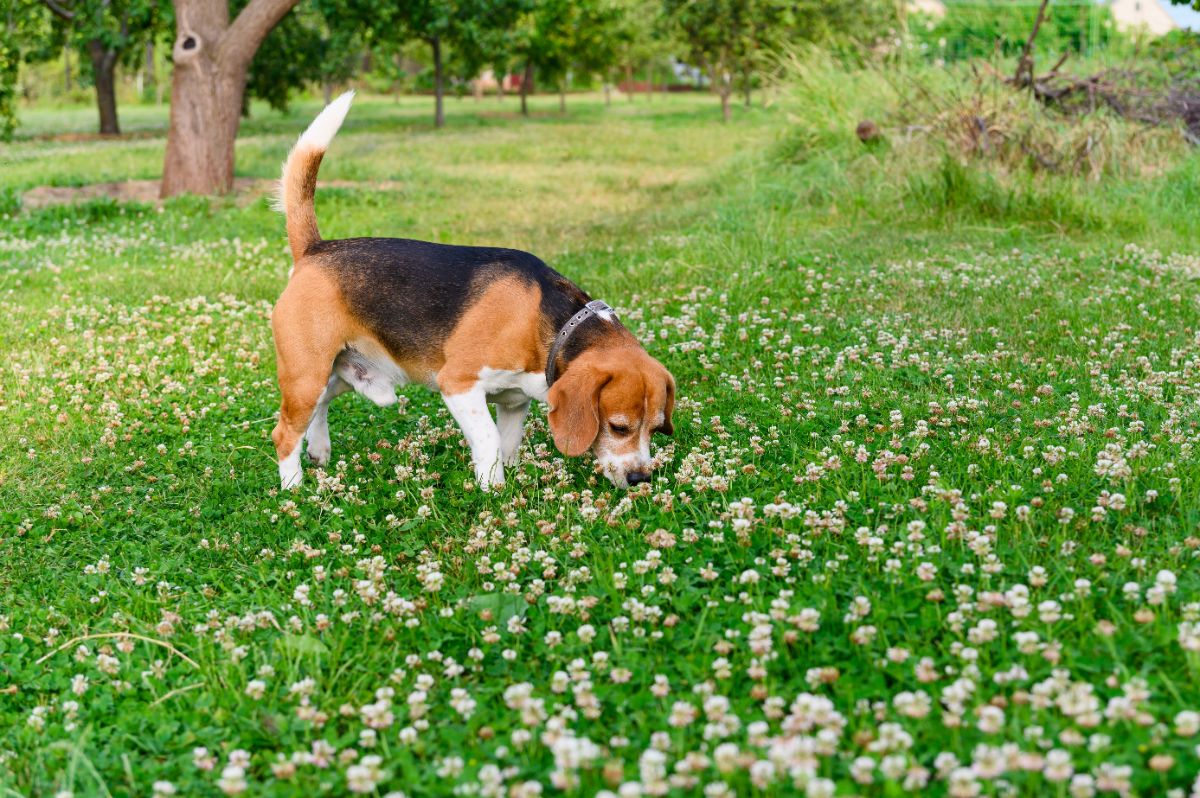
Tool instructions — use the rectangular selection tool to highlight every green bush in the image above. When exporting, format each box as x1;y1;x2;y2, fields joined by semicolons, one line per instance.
911;1;1118;62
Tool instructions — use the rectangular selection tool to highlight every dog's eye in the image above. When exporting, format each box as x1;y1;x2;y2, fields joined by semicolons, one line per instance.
609;423;630;435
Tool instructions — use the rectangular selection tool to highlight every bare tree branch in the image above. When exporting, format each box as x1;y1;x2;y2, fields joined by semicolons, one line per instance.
219;0;300;68
1014;0;1051;88
40;0;76;22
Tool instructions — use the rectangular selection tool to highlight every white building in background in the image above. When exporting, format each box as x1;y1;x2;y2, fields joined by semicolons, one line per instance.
1109;0;1178;34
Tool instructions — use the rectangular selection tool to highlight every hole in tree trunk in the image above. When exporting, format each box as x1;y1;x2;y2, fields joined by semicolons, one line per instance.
182;36;197;50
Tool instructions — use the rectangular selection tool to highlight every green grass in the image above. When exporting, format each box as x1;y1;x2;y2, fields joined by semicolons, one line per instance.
3;88;1200;797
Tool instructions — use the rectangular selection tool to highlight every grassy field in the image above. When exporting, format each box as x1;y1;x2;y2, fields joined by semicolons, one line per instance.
3;89;1200;797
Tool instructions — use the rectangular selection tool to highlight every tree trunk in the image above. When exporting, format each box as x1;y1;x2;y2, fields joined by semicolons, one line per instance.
603;81;610;106
144;41;156;102
393;52;402;102
559;80;565;113
323;80;333;104
161;0;301;197
520;61;532;117
64;45;71;91
625;63;633;102
88;39;120;135
431;35;444;128
720;90;730;122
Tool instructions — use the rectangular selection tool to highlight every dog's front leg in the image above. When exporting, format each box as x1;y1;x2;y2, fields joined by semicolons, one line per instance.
497;399;530;466
442;386;504;489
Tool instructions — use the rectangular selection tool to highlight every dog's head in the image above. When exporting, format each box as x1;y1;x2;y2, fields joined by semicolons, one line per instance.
547;347;675;487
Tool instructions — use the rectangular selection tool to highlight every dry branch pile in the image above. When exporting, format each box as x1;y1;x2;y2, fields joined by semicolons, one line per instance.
1018;54;1200;147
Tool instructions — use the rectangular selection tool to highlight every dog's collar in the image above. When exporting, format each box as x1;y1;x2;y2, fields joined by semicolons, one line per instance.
545;300;614;387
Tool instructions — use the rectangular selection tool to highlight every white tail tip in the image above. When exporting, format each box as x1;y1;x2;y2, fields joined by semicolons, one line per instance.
273;90;356;214
297;90;355;152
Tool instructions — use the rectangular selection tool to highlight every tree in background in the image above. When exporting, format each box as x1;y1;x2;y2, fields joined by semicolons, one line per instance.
568;0;623;110
2;0;53;140
504;0;622;116
161;0;301;196
735;0;793;107
333;0;526;128
662;0;748;121
249;0;362;113
613;0;675;101
402;0;460;128
32;0;163;135
665;0;898;120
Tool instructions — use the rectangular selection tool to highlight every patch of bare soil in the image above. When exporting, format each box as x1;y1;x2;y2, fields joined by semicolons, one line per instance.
21;179;406;209
35;130;163;143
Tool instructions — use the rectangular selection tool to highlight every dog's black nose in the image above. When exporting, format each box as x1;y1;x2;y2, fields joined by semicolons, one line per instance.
627;471;651;486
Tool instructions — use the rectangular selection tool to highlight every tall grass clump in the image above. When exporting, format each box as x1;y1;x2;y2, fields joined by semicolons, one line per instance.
770;48;1197;237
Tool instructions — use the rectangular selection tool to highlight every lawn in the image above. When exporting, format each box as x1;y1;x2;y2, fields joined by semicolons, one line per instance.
2;90;1200;797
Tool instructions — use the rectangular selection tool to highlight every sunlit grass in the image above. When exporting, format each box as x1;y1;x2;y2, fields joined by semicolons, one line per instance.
2;86;1200;797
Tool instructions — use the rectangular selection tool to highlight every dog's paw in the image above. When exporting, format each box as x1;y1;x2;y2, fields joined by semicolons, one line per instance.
279;454;304;490
307;441;331;466
475;466;505;491
501;450;521;468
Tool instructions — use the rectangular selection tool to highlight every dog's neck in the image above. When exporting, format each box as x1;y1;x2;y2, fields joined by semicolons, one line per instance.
544;292;632;384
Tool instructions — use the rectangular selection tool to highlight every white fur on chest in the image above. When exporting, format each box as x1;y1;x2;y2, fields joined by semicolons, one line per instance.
477;367;549;405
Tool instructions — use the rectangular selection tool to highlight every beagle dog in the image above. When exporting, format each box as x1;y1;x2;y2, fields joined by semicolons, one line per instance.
270;92;675;490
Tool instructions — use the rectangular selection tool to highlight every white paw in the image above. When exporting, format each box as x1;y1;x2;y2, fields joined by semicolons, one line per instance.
279;449;303;489
502;449;521;467
279;468;303;490
475;462;505;490
307;439;331;466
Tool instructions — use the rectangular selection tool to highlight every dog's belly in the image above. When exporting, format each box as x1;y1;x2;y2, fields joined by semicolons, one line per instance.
333;343;411;406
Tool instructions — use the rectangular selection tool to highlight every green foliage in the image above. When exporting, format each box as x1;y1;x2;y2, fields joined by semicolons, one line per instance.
663;0;899;113
513;0;624;86
911;1;1116;62
1;37;18;141
37;0;165;72
248;1;363;113
0;0;58;140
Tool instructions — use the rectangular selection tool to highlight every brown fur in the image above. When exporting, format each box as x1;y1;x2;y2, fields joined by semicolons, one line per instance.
282;145;323;262
547;342;675;458
270;266;352;464
438;278;545;395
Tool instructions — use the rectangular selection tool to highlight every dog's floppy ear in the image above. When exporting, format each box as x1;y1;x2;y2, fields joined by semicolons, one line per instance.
659;373;675;436
548;363;610;456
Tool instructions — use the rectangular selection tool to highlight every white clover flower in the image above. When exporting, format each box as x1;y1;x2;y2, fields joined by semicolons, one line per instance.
346;754;388;793
217;765;247;795
1043;749;1073;782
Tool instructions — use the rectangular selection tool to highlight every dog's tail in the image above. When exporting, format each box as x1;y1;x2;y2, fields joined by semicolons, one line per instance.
274;90;355;263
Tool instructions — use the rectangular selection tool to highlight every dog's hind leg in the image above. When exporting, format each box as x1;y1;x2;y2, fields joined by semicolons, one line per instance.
273;371;330;489
271;270;349;489
306;374;352;466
